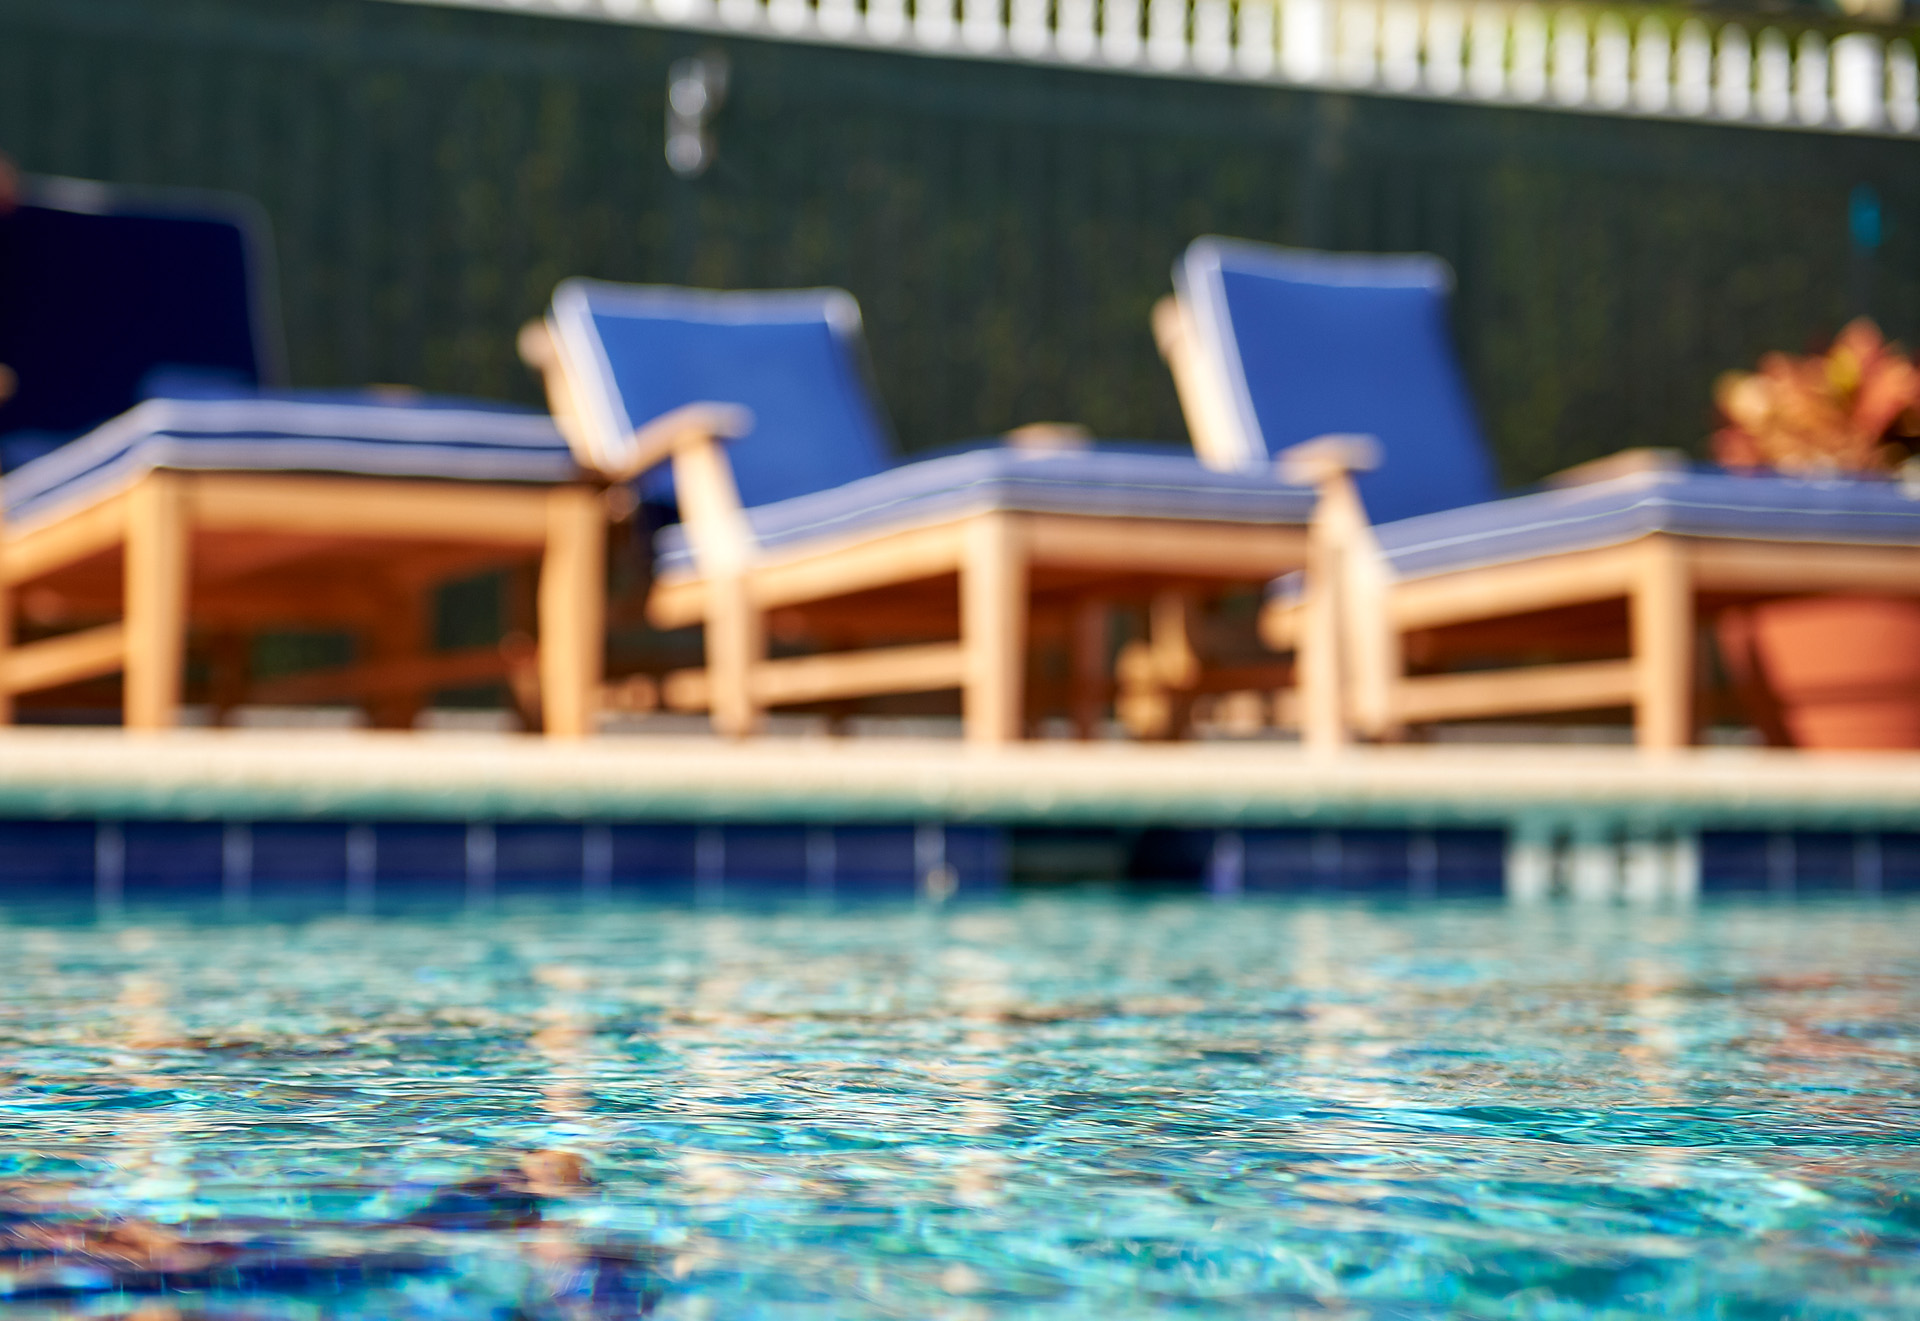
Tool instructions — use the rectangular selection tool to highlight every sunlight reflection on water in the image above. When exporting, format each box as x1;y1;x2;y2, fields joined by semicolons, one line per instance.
1;895;1918;1318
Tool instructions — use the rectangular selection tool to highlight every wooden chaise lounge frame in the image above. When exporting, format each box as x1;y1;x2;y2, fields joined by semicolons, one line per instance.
1263;449;1920;751
0;469;607;736
520;323;1306;744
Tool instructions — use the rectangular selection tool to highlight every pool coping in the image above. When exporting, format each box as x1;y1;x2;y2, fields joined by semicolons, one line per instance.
0;729;1916;832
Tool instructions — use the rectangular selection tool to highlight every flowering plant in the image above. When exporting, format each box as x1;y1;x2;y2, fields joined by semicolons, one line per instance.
1713;319;1920;477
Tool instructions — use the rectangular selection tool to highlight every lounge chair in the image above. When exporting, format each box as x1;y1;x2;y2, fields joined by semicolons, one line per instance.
520;278;1314;742
0;176;599;734
1162;236;1920;750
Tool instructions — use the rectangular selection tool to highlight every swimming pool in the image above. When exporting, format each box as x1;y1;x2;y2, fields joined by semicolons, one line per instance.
2;895;1917;1317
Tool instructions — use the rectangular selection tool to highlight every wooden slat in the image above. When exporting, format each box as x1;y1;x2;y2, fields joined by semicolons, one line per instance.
649;520;967;628
248;645;516;705
1389;544;1642;631
661;642;969;711
1688;539;1920;595
1023;515;1306;577
2;623;128;695
651;514;1300;630
187;473;555;544
5;492;129;584
1394;659;1639;723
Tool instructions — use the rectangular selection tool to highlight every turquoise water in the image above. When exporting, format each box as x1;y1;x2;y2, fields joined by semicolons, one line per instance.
2;895;1918;1318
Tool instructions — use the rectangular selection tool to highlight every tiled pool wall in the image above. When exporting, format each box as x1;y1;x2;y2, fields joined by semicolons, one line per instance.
0;820;1917;906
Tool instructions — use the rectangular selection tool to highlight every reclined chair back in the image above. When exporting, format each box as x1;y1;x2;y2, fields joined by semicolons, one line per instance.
543;279;892;509
0;176;279;469
1165;236;1498;524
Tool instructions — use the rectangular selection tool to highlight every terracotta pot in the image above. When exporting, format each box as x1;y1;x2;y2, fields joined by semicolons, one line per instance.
1721;596;1920;750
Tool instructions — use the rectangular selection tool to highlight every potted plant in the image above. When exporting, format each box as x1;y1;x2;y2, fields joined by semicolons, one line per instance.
1712;320;1920;749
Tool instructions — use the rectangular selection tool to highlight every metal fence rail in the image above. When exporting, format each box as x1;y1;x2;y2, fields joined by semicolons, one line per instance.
398;0;1920;134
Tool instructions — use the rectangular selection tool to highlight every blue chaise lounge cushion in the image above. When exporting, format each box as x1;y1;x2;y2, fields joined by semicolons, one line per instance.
1373;468;1920;581
1176;237;1500;525
3;395;577;531
654;445;1315;575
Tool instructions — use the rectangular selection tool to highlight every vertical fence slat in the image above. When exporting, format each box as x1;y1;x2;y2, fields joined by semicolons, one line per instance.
1337;0;1379;86
1425;2;1465;96
1794;29;1829;126
916;0;957;49
1281;0;1331;83
1102;0;1142;65
1192;0;1232;73
1057;0;1097;60
1891;39;1919;133
1147;0;1187;69
1756;27;1792;123
1675;19;1711;116
1510;5;1547;102
1467;4;1505;100
1714;24;1750;121
1632;16;1669;113
1549;8;1585;106
1236;0;1276;78
1592;12;1629;109
1008;0;1049;54
1380;0;1419;90
1832;33;1882;130
962;0;1005;51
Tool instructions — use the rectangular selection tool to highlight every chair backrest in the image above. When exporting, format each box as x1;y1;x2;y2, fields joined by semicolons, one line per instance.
1173;237;1498;524
547;279;893;510
0;176;280;464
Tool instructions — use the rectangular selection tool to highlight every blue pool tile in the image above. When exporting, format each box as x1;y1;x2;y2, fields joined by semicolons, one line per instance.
0;820;97;894
494;823;586;896
122;821;225;900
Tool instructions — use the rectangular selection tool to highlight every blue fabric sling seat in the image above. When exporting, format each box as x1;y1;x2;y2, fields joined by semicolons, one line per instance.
1170;236;1499;523
547;279;1309;575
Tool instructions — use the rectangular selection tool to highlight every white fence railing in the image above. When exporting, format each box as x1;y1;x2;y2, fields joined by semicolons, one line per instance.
396;0;1920;135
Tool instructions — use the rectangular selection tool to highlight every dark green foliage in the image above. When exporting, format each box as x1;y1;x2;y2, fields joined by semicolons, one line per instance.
1;0;1914;487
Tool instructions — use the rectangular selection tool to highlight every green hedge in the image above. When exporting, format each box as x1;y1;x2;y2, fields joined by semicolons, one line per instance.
1;0;1913;485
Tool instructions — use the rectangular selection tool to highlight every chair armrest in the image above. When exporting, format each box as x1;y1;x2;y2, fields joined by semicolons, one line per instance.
1542;447;1685;489
1274;433;1381;490
516;318;752;482
622;402;754;482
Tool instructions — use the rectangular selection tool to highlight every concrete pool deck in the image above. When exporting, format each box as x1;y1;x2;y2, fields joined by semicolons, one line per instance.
0;727;1917;833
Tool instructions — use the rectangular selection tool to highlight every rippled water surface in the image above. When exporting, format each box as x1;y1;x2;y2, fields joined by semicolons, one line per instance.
3;894;1919;1318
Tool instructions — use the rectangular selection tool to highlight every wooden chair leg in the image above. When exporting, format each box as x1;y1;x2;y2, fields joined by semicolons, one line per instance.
1632;538;1693;751
1297;567;1347;753
124;473;188;732
0;528;11;728
706;569;764;738
538;486;606;739
206;630;251;727
364;588;426;731
1069;596;1108;739
962;513;1027;745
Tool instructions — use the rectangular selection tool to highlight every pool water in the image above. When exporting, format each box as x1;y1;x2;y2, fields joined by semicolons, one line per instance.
2;894;1918;1318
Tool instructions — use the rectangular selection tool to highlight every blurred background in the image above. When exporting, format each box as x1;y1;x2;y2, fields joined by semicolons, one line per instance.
1;0;1913;489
